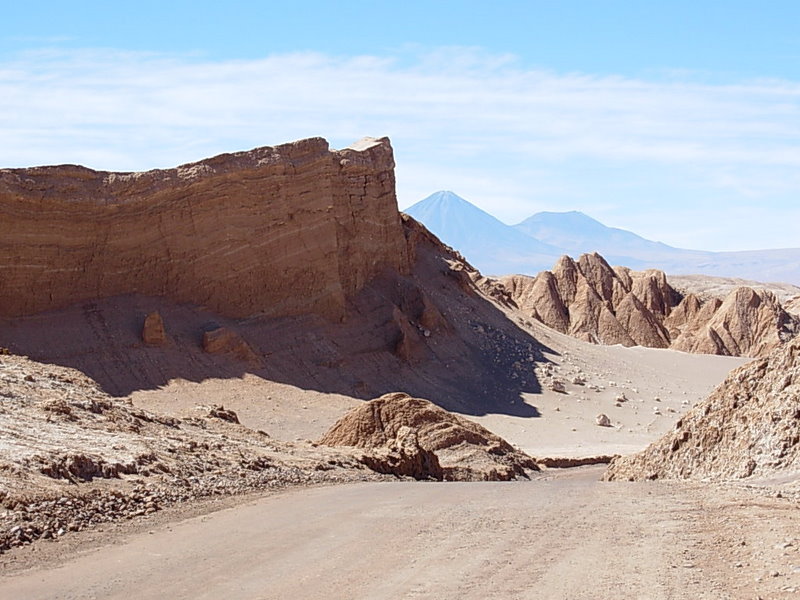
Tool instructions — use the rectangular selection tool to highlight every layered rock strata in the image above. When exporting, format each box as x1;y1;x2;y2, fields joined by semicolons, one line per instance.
0;137;407;321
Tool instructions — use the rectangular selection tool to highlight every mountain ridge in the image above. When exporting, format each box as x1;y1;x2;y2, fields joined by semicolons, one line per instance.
404;191;563;276
405;190;800;284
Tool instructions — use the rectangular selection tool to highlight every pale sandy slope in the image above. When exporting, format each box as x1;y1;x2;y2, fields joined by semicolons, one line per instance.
471;321;748;459
132;319;747;460
3;472;797;600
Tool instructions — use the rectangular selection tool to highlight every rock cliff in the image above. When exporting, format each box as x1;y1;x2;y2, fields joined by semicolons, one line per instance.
501;253;798;357
0;137;408;321
604;337;800;481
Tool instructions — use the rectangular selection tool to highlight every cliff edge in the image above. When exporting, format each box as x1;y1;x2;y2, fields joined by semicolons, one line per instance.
0;137;407;320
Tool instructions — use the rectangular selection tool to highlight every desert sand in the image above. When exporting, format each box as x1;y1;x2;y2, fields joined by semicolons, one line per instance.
130;318;747;461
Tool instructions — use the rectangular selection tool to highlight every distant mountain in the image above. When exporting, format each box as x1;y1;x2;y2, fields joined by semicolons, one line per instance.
513;210;800;284
405;191;800;285
514;211;682;265
404;191;562;275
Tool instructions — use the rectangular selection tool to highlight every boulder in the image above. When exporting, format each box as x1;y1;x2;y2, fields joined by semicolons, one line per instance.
595;413;612;427
358;426;443;481
202;327;260;365
320;392;539;481
141;311;167;346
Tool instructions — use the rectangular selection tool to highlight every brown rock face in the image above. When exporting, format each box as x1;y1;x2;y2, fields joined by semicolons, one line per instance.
670;287;797;357
320;393;539;481
502;253;673;349
141;312;166;346
605;337;800;481
358;426;444;481
0;137;408;321
502;253;798;357
202;327;260;365
787;296;800;318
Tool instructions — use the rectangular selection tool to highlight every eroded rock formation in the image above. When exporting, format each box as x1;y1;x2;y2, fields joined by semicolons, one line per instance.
320;392;539;481
141;312;167;346
501;253;798;357
501;253;675;348
669;287;796;357
202;327;261;365
604;337;800;481
0;137;407;321
787;296;800;318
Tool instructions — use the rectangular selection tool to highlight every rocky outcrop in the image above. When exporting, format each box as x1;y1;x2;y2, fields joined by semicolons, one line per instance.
141;311;167;346
787;296;800;318
0;354;388;553
669;287;797;357
320;393;539;481
202;327;260;365
358;426;444;481
0;137;408;321
502;253;798;357
605;337;800;481
502;253;674;349
668;274;800;304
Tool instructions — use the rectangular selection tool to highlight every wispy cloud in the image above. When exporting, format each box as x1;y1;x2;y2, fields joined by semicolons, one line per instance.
1;46;799;250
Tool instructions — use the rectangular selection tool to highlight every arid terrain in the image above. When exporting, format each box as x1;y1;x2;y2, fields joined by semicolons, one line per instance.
3;472;799;600
1;136;798;599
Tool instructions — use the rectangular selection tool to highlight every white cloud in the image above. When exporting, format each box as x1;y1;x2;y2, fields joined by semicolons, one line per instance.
1;46;800;250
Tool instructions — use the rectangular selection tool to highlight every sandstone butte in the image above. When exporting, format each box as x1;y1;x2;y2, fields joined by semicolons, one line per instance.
0;137;408;321
499;253;799;358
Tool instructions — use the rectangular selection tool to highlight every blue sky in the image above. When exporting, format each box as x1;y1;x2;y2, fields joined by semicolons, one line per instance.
2;1;800;251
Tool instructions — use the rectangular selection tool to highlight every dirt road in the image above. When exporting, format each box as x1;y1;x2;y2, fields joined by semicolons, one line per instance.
2;470;797;599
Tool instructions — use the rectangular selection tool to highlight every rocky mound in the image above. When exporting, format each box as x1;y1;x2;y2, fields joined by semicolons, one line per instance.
501;254;676;348
605;337;800;481
668;287;797;357
0;137;407;321
320;393;539;481
0;355;389;553
501;253;798;357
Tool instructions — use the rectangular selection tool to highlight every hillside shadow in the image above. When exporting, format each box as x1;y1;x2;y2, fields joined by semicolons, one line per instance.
0;288;552;419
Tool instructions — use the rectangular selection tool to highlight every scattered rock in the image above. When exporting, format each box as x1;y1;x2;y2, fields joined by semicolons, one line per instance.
0;355;388;554
596;414;612;427
197;404;240;424
142;311;167;346
605;336;800;481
